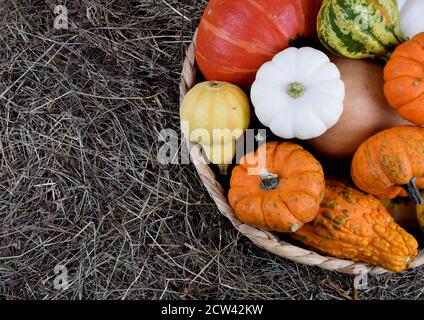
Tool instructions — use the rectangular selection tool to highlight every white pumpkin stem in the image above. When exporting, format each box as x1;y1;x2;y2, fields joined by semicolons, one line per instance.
287;82;305;99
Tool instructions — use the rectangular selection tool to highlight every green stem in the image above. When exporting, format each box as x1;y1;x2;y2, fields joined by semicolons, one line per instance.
287;82;305;99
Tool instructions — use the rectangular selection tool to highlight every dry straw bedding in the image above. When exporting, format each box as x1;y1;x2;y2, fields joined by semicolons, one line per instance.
0;0;423;299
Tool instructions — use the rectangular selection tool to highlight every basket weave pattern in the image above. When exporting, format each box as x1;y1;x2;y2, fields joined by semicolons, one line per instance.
179;37;424;275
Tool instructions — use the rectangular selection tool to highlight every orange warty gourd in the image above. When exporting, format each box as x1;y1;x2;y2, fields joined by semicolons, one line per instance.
292;179;418;273
228;141;325;233
351;126;424;230
384;32;424;124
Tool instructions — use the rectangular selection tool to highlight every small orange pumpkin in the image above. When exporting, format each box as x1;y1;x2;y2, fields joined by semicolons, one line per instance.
228;141;325;233
351;125;424;230
384;32;424;124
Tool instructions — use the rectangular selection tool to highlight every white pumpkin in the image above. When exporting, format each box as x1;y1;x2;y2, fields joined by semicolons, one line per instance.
251;47;345;140
398;0;424;39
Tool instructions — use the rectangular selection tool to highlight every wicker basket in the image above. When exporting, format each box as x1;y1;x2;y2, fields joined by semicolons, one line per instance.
179;34;424;275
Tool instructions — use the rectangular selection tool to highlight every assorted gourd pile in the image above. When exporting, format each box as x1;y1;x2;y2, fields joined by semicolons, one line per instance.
180;0;424;272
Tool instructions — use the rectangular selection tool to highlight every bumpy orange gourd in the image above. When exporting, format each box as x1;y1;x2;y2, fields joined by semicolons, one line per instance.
351;126;424;229
228;141;325;233
292;179;418;273
384;32;424;124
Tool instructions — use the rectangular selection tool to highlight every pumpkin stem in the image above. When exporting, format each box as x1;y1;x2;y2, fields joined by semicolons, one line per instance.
260;169;279;190
218;164;229;176
208;81;222;88
402;178;423;205
287;82;305;99
402;178;424;231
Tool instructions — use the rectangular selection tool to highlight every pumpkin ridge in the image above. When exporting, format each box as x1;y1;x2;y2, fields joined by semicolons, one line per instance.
226;86;252;126
297;0;308;36
355;142;392;190
385;74;424;86
278;191;315;222
200;18;276;58
368;138;399;188
276;145;310;175
286;170;325;182
189;89;210;139
196;51;259;73
397;89;424;112
275;193;302;224
412;34;424;50
219;89;235;132
268;194;302;231
243;0;290;42
260;195;272;230
379;134;413;186
384;57;424;81
392;42;424;65
266;142;280;174
207;88;214;143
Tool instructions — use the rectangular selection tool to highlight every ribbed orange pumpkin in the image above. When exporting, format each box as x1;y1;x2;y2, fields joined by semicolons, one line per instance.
228;141;324;233
384;32;424;124
292;179;418;273
196;0;322;87
351;126;424;229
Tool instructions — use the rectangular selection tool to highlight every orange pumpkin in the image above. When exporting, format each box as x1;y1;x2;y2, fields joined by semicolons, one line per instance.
384;32;424;124
351;126;424;229
292;179;418;273
228;141;325;233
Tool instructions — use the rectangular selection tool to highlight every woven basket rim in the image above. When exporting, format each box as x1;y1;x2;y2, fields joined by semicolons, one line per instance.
179;33;424;275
